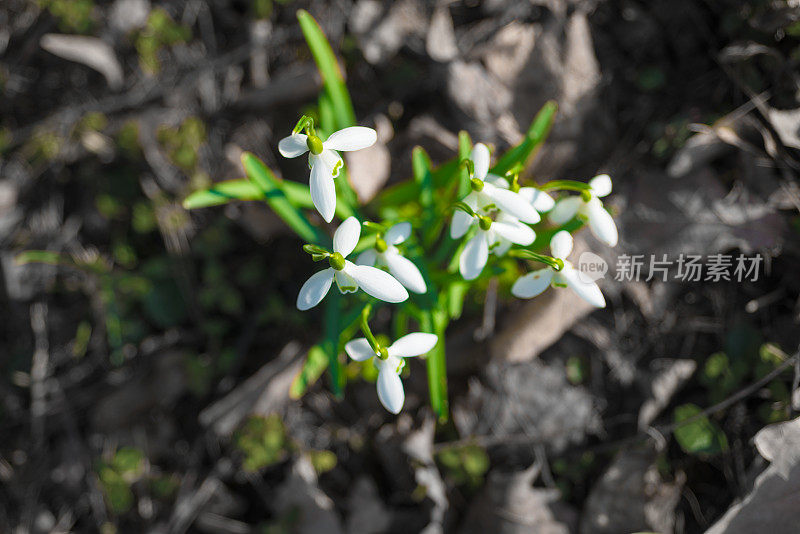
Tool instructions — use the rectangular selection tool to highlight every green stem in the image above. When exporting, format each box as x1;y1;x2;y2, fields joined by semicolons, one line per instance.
508;249;564;271
360;304;380;353
539;179;592;192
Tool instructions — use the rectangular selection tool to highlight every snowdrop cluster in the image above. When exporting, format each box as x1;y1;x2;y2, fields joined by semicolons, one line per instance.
279;123;618;414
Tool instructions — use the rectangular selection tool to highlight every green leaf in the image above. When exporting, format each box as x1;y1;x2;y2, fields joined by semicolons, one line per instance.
297;9;355;131
422;309;449;422
290;345;329;399
241;152;326;245
673;403;728;455
457;131;472;199
491;100;557;175
182;179;264;209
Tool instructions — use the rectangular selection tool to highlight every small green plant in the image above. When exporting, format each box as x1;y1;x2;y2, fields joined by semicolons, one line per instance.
135;8;192;74
97;447;144;514
235;415;291;471
157;117;206;173
183;10;620;420
436;443;490;489
673;403;729;455
40;0;94;34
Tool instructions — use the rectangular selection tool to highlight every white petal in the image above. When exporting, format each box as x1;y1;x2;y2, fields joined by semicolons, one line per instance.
384;251;427;294
520;187;555;212
278;133;309;158
483;182;541;223
385;222;412;245
376;366;404;414
548;196;582;225
309;155;336;223
493;238;512;257
388;332;438;357
550;230;573;259
589;174;612;197
355;248;377;266
345;338;376;362
335;269;359;293
296;269;334;310
586;198;618;247
491;219;535;245
560;265;606;308
459;232;489;281
333;216;361;257
511;268;554;299
320;149;344;177
450;193;477;239
345;263;409;303
322;127;377;152
484;174;509;188
471;143;490;180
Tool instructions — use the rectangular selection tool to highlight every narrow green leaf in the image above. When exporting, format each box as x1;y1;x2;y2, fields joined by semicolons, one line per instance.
324;292;345;397
457;131;472;199
297;9;356;131
423;309;449;422
492;100;557;175
290;345;329;399
240;152;326;245
182;179;263;209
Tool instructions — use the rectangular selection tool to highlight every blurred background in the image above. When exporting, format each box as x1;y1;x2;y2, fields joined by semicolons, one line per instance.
1;0;800;533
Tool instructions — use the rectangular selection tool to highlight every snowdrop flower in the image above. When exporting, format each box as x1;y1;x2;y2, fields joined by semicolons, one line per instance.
279;126;377;222
355;222;427;294
345;332;438;414
455;210;535;281
511;230;605;308
548;174;618;247
484;175;555;214
296;217;408;310
450;144;540;238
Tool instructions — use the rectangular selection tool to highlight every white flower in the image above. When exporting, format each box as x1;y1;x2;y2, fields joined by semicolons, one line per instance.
345;332;438;414
548;174;618;247
279;126;377;223
484;175;555;213
296;216;408;310
355;222;427;294
511;230;605;308
450;144;541;238
455;211;535;281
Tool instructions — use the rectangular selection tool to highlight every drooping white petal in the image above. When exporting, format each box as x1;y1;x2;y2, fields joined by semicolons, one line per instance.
451;193;478;239
345;338;376;362
459;232;488;281
520;187;555;212
278;133;309;158
376;364;404;414
309;154;336;223
585;198;618;247
384;251;427;294
296;268;334;310
550;230;573;259
559;264;606;308
388;332;438;357
484;174;510;188
482;182;541;223
322;127;377;152
355;248;378;266
491;219;535;245
335;269;359;293
471;143;491;180
345;262;409;303
511;268;554;299
385;222;412;245
333;216;361;257
319;148;344;177
589;174;612;197
548;196;582;225
493;238;512;257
